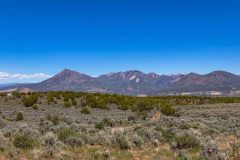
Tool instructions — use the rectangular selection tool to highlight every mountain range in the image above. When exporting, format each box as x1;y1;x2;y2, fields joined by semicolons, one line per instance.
1;69;240;96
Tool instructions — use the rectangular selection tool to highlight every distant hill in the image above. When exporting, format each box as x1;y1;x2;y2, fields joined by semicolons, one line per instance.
0;83;21;88
1;69;240;96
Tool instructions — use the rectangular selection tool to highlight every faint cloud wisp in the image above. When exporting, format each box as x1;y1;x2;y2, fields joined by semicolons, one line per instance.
0;72;52;83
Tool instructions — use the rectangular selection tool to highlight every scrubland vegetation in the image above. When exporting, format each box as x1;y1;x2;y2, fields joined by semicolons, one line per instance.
0;91;239;159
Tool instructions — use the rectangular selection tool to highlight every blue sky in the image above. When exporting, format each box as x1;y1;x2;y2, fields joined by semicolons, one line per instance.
0;0;240;83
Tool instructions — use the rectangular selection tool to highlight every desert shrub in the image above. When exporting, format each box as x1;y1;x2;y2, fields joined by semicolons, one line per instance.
12;92;21;98
42;132;59;157
111;129;130;150
0;131;6;151
94;131;112;145
47;94;55;104
17;124;40;139
200;137;223;160
174;134;200;149
22;97;35;107
118;98;133;110
131;134;143;148
95;122;105;130
32;104;39;110
93;149;111;160
44;132;57;147
152;130;163;143
72;99;77;106
134;100;153;113
57;128;76;141
128;115;137;122
87;95;109;110
176;151;191;160
77;133;91;144
64;137;84;147
160;104;176;116
57;127;85;147
31;94;39;102
102;117;114;127
81;107;90;114
179;123;190;130
64;101;71;108
138;112;148;120
231;143;240;160
118;105;129;111
63;97;69;102
70;123;87;133
46;114;59;125
16;112;23;121
94;117;115;130
13;134;35;149
4;97;8;102
5;146;21;159
40;120;55;134
0;117;6;129
1;126;17;138
136;127;157;144
160;129;176;143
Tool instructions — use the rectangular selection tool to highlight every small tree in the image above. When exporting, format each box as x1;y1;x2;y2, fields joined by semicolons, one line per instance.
21;95;37;107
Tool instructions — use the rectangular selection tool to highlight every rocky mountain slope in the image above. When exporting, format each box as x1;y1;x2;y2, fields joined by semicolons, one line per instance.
1;69;240;96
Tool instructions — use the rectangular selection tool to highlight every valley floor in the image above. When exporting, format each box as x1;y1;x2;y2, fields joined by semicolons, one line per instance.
0;95;240;160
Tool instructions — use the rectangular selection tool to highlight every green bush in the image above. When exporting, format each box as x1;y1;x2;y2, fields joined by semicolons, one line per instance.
31;94;38;103
12;92;21;98
58;128;76;141
160;104;176;116
112;130;130;150
72;99;77;106
135;100;153;112
95;122;105;130
102;117;114;127
32;104;39;110
81;107;90;114
47;94;55;104
13;134;35;149
22;97;35;107
64;97;69;102
94;117;115;130
64;101;71;108
160;129;176;143
175;134;200;149
118;98;133;110
46;114;59;125
87;96;109;110
16;112;23;121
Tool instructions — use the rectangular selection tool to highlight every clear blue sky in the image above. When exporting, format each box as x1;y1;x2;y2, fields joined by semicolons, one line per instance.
0;0;240;82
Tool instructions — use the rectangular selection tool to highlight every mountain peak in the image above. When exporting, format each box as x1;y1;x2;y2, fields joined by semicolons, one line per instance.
42;69;92;85
2;69;240;95
186;72;201;77
125;70;143;74
208;70;234;76
60;69;78;74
